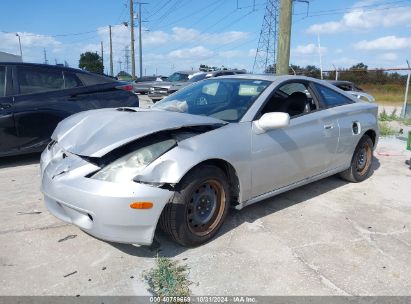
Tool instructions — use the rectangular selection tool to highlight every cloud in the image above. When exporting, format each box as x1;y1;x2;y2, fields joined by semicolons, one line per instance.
377;52;398;61
168;46;214;59
171;27;249;45
354;36;411;50
307;2;411;34
292;43;327;55
218;50;252;58
0;31;61;53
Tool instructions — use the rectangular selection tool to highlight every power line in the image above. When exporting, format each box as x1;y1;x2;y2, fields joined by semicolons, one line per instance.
295;0;411;19
148;0;222;31
145;0;171;18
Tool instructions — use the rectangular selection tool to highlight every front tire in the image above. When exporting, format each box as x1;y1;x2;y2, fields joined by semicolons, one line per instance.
159;165;230;247
339;134;374;182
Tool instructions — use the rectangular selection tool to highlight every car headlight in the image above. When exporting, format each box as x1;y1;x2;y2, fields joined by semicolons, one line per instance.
91;139;176;183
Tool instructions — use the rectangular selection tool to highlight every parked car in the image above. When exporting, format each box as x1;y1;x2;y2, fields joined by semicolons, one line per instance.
328;80;375;102
148;70;200;102
0;62;139;157
40;75;378;247
167;69;247;95
132;75;167;94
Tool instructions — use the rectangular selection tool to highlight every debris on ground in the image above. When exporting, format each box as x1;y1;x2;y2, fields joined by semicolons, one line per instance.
17;210;42;215
58;235;77;242
63;271;78;278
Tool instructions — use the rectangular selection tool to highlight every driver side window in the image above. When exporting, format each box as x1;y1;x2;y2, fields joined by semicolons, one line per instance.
260;81;316;118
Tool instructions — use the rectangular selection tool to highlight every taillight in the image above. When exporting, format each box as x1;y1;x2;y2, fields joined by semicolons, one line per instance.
115;84;134;91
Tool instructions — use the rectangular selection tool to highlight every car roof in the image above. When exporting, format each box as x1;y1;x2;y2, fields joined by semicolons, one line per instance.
216;74;314;82
327;80;353;85
174;70;200;75
0;61;93;74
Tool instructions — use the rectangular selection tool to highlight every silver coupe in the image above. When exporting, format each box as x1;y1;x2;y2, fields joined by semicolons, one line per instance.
40;75;379;247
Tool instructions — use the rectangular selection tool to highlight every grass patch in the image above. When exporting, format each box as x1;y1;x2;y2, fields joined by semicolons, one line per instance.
361;83;410;106
379;109;411;126
144;257;191;298
379;121;396;136
379;108;399;121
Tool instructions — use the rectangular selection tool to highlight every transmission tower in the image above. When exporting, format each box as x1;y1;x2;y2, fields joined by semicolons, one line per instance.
124;45;130;73
252;0;280;73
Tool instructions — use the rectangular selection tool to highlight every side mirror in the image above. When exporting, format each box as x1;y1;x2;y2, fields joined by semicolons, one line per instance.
253;112;290;134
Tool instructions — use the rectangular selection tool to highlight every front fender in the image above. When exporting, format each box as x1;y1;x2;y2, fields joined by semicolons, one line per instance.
135;123;252;203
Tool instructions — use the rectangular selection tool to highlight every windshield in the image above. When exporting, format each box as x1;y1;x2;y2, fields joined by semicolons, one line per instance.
152;78;271;122
167;72;189;82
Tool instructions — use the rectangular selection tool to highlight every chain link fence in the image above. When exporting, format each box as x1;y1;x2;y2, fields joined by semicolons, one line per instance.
322;68;411;118
289;66;411;118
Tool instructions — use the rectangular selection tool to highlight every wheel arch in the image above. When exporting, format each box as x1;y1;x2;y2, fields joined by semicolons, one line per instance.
364;129;377;146
176;158;241;207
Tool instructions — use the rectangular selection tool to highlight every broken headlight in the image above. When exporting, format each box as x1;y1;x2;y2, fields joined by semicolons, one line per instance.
91;139;176;183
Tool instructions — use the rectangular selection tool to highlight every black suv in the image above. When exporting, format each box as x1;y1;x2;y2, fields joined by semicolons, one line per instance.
0;62;139;157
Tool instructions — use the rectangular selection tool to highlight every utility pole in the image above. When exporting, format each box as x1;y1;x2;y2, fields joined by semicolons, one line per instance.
100;41;104;72
118;59;123;73
138;2;143;78
15;33;23;61
317;32;323;79
402;60;410;118
276;0;292;75
43;48;48;64
109;25;114;77
137;2;147;78
129;0;136;80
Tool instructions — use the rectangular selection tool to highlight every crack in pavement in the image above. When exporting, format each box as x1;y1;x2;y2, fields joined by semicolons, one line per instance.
292;251;351;295
346;217;409;258
0;223;69;235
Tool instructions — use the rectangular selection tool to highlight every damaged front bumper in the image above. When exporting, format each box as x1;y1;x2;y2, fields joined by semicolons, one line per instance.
40;146;174;245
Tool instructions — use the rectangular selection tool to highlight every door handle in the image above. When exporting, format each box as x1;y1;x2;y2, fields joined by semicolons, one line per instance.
324;124;334;130
67;95;77;101
0;103;12;110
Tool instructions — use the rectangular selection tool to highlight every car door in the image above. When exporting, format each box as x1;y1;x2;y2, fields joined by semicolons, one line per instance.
250;80;340;197
312;82;359;169
0;64;19;156
12;65;82;153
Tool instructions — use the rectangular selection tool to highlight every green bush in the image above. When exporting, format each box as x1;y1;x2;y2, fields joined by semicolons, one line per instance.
144;257;191;298
379;121;396;136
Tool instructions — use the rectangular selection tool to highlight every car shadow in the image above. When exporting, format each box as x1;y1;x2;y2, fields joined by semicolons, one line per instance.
0;153;40;169
109;155;381;258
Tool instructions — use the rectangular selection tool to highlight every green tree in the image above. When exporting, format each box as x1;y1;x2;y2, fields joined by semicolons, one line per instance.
79;52;103;74
264;64;276;74
116;71;132;80
350;62;368;71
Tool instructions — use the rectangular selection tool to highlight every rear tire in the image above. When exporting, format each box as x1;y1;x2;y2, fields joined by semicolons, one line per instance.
339;134;374;182
159;165;230;247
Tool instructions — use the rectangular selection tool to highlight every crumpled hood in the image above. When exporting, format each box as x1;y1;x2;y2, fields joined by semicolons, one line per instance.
52;108;225;157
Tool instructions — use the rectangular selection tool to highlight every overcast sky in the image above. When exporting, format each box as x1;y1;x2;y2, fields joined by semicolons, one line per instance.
1;0;410;76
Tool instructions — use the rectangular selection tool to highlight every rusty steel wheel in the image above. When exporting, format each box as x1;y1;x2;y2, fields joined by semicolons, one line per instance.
339;134;374;183
159;165;230;247
186;179;226;237
355;140;372;176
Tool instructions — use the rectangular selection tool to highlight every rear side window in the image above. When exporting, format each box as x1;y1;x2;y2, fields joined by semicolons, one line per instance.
314;83;353;107
64;72;83;89
18;67;64;95
76;73;115;85
0;66;5;97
